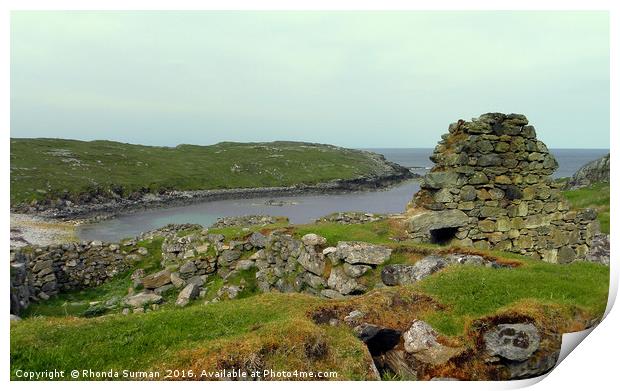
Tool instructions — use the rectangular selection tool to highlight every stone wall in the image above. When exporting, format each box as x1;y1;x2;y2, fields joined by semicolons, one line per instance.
406;113;599;263
9;240;144;313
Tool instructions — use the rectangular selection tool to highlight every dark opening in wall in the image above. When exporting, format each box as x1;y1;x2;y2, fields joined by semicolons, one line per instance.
365;329;402;356
430;227;458;245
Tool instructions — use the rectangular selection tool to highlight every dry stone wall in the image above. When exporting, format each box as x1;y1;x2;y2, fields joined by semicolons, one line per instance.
9;241;145;314
406;113;599;263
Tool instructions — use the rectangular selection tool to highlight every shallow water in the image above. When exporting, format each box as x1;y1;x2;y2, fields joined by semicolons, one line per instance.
77;180;421;242
77;148;609;242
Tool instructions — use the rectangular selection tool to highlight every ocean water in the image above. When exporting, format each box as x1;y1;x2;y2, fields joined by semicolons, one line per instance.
77;148;608;241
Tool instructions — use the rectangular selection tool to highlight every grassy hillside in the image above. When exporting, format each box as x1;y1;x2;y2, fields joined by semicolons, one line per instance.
11;220;609;380
10;138;406;205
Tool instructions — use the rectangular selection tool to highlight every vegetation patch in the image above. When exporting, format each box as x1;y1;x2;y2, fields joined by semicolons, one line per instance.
10;139;406;205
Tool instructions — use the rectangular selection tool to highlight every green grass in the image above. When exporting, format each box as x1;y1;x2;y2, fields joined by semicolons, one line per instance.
416;259;609;335
563;183;610;234
11;293;371;380
295;220;393;246
10;138;402;205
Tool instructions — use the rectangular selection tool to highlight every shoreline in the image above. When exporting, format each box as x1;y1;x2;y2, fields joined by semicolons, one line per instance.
11;172;418;232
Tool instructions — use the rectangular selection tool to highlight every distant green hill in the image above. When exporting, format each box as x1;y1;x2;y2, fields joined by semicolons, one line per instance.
10;138;411;206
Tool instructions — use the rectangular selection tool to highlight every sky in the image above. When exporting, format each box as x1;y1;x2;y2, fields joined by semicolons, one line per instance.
10;11;610;148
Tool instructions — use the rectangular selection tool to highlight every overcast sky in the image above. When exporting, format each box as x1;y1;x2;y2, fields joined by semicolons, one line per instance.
10;11;609;148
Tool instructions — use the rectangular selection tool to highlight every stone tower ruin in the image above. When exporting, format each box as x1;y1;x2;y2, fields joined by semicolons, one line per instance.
406;113;599;263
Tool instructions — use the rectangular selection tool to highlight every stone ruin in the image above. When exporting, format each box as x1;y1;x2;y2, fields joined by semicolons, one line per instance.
406;113;599;263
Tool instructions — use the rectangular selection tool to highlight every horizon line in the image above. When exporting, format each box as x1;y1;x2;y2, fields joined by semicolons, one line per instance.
9;136;610;150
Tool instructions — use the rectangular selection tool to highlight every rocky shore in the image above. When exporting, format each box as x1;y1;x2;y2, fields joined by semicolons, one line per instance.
10;214;77;249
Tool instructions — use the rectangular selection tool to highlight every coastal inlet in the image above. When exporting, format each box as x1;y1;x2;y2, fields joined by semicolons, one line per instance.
77;180;421;242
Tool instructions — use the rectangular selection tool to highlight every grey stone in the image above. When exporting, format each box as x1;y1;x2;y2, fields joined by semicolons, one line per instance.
334;241;391;265
179;261;197;275
123;292;163;308
141;269;171;289
343;263;371;278
586;234;610;265
219;249;242;263
176;283;200;307
484;323;540;361
235;259;256;271
296;251;325;275
301;233;327;246
248;232;267;248
170;272;185;288
327;267;361;295
557;246;576;264
408;209;469;234
381;256;447;286
403;320;463;365
422;171;461;189
344;310;365;324
320;289;345;299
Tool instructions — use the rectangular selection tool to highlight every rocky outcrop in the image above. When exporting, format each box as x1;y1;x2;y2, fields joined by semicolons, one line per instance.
210;215;283;228
406;113;599;263
565;153;610;189
315;212;387;225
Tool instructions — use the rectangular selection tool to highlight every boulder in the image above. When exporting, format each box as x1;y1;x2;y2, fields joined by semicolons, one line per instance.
483;323;540;362
296;251;325;276
301;233;327;246
334;241;392;265
381;255;447;286
176;283;200;307
141;270;171;289
170;272;185;288
123;292;163;308
343;263;371;278
403;320;463;365
327;267;361;295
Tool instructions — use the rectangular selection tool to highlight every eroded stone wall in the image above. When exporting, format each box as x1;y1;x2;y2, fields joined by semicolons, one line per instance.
406;113;598;263
10;241;140;310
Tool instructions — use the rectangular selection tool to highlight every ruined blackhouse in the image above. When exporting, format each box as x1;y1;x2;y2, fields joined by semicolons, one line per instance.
406;113;599;263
